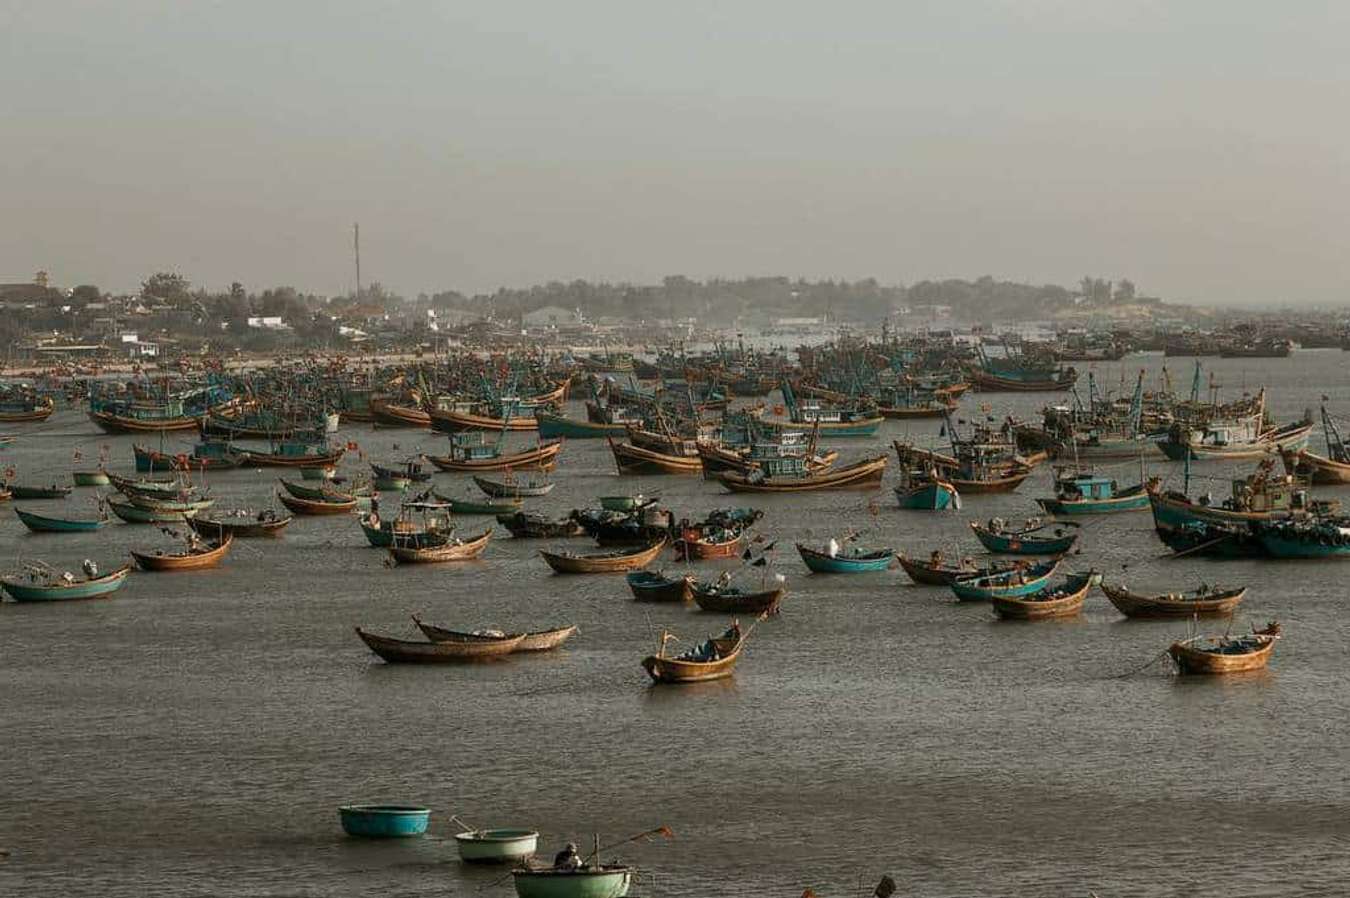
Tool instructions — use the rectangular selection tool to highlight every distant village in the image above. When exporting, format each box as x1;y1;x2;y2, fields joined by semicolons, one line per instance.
2;269;1346;368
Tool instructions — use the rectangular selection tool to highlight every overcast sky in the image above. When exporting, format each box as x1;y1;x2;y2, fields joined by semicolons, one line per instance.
3;1;1347;304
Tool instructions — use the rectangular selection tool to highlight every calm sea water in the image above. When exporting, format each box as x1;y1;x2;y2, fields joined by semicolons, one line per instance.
2;351;1349;897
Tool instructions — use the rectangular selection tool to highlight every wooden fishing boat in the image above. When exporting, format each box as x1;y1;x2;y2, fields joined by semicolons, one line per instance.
496;512;586;539
89;408;201;433
1;563;132;602
429;406;538;433
896;553;987;586
990;571;1097;620
355;627;525;663
1100;582;1246;618
6;483;73;500
1251;518;1350;558
72;469;112;487
107;471;182;497
433;492;524;515
371;460;433;483
717;454;887;493
453;828;539;864
796;543;894;573
1168;622;1280;674
970;369;1078;392
425;438;563;472
388;528;493;564
188;511;293;538
373;475;411;492
534;411;626;439
626;570;694;602
608;438;703;476
892;442;1033;493
691;581;785;614
473;473;555;498
511;865;634;898
414;618;578;652
539;538;667;574
15;507;108;533
969;519;1081;555
126;492;214;513
280;478;370;502
674;530;743;560
107;497;195;523
277;491;358;515
238;444;345;468
949;558;1061;602
134;441;245;472
599;494;657;512
299;465;337;480
1281;448;1350;485
642;622;746;684
369;398;431;428
0;395;54;422
1035;472;1152;515
894;474;960;511
131;533;233;571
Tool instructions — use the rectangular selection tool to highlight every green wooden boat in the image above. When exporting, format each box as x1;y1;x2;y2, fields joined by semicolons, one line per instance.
534;411;626;439
6;483;73;500
1;563;132;601
299;465;337;481
72;469;112;487
107;497;195;523
433;491;523;515
374;475;411;492
599;494;656;512
15;507;108;533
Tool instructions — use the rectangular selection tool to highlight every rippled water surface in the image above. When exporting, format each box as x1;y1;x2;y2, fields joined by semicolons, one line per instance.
3;353;1349;897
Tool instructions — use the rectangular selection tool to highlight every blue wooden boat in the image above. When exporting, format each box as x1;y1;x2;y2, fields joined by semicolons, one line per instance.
15;507;108;533
535;411;625;439
626;569;694;602
338;804;430;838
950;558;1060;602
796;542;894;573
1254;518;1350;558
969;519;1081;555
1;563;132;601
1035;472;1152;515
894;474;960;510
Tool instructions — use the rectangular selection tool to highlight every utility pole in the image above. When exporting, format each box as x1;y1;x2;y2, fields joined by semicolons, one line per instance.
353;222;362;301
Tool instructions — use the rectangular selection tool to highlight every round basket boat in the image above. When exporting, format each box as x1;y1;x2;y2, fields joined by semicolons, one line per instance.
455;827;539;863
338;804;431;838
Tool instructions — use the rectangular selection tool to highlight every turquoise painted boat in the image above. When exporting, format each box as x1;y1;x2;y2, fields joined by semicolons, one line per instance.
1035;473;1152;515
1;563;132;601
796;542;894;573
512;866;633;898
15;507;108;533
107;497;194;523
599;494;655;512
1254;518;1350;558
338;804;430;838
433;491;523;515
535;412;625;439
950;558;1060;602
894;478;959;510
969;519;1081;555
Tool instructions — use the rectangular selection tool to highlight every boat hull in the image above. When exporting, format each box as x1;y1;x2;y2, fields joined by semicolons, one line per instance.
1;564;132;601
512;867;633;898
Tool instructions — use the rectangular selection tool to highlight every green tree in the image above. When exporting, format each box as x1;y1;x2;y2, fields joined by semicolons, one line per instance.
70;284;101;304
141;271;191;304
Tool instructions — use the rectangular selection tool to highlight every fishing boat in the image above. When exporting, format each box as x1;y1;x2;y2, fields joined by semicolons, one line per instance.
369;397;431;428
338;805;431;838
1158;416;1313;461
0;394;55;423
299;465;337;481
969;347;1077;392
1252;517;1350;559
107;497;196;523
72;469;112;487
433;491;524;515
355;627;525;663
949;558;1061;602
429;404;539;434
371;460;433;483
599;494;657;512
107;471;183;498
473;473;555;498
896;551;994;586
691;580;785;614
126;492;214;514
388;528;493;564
1035;471;1153;515
188;510;293;539
277;491;358;515
717;454;887;493
1100;582;1246;618
626;570;694;602
414;618;578;652
1280;405;1350;484
425;435;563;472
893;412;1036;493
1;562;132;602
453;828;539;864
359;501;454;548
497;512;586;539
539;538;667;574
608;438;704;476
511;865;634;898
796;542;894;573
969;518;1081;555
534;410;627;439
237;441;345;468
893;465;960;511
642;622;746;684
280;478;370;502
1168;622;1281;675
89;407;201;433
5;483;73;500
15;506;108;533
773;381;883;437
130;533;233;571
990;571;1097;620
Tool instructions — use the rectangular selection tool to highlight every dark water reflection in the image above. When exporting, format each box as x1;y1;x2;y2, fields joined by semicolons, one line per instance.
1;352;1349;896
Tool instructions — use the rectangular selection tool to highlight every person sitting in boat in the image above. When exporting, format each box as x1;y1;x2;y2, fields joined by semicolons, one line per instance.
553;842;582;871
81;559;98;578
987;517;1005;534
929;548;945;567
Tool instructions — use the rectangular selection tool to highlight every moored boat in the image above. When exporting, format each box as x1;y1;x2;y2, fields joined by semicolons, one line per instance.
990;571;1097;620
388;528;493;564
454;828;539;864
188;510;293;538
691;580;785;614
1100;582;1246;618
1;562;132;602
338;804;431;838
496;512;586;539
473;473;555;498
413;618;578;653
642;622;746;684
626;570;694;602
1035;471;1152;515
355;627;525;662
277;491;358;515
796;542;894;573
512;865;634;898
608;438;704;476
1168;622;1280;674
949;558;1060;602
717;454;887;493
15;506;108;533
969;518;1081;555
130;533;233;571
107;496;196;523
72;469;112;487
539;538;667;574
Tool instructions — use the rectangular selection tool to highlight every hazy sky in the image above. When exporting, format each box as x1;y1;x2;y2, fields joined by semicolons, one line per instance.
4;1;1347;304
